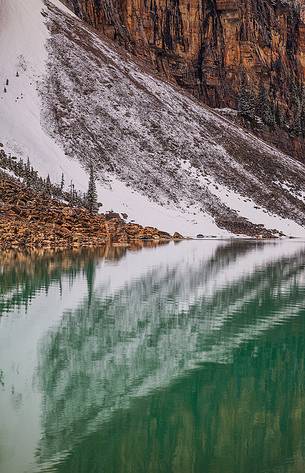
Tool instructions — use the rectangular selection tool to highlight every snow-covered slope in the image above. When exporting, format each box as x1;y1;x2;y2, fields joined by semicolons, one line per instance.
1;0;305;237
0;0;84;181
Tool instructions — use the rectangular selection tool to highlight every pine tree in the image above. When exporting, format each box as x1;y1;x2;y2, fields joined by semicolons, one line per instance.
69;180;75;206
86;165;98;213
291;115;302;136
274;102;282;127
24;158;32;186
256;85;275;127
46;174;52;196
18;157;23;173
289;81;302;135
60;173;65;192
237;74;255;121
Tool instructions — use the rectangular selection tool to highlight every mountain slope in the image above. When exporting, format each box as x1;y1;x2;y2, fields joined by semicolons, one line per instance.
1;0;305;237
62;0;305;160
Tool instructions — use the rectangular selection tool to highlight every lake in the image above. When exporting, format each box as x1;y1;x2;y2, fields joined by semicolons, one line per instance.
1;240;305;473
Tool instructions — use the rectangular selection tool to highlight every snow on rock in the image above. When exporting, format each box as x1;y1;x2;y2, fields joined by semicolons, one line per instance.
0;0;305;237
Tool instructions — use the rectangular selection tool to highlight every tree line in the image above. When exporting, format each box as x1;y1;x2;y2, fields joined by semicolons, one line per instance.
237;75;305;137
0;148;100;213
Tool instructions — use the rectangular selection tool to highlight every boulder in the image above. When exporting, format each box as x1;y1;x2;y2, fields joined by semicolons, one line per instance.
173;232;184;239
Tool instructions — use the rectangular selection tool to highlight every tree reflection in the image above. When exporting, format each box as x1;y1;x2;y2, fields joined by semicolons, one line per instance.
0;241;168;316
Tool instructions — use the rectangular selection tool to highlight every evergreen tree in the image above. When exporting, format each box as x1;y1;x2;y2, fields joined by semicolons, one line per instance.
24;158;32;186
45;174;52;196
69;180;75;206
18;157;23;173
290;81;302;135
274;102;283;128
60;173;65;192
86;165;98;213
256;85;275;127
291;81;301;113
237;74;256;121
291;115;302;136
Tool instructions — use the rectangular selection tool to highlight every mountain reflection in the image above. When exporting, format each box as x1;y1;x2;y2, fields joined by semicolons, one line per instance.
31;240;305;473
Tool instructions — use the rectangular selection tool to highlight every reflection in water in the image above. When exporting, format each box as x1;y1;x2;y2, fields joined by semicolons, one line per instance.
1;241;305;473
0;244;159;315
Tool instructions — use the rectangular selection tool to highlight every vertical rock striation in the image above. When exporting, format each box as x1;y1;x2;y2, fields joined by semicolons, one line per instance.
62;0;305;158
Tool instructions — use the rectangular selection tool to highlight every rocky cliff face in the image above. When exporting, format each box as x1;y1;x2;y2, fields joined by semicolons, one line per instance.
63;0;305;158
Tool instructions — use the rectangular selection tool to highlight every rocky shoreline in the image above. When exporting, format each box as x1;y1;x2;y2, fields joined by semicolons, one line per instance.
0;175;184;251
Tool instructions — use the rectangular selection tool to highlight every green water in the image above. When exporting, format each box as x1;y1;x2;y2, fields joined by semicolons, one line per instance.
1;240;305;473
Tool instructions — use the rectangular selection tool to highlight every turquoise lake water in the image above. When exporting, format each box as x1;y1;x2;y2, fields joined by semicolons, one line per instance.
1;240;305;473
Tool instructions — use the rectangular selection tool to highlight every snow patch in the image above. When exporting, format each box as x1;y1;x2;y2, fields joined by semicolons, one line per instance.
0;0;85;188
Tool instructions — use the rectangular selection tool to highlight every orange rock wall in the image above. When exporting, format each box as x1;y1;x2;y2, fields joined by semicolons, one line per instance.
63;0;305;156
64;1;305;105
